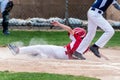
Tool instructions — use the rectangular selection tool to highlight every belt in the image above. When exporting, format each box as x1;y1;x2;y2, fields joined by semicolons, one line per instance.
91;7;103;14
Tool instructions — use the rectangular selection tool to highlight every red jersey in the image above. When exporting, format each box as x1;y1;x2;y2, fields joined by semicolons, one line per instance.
65;27;88;59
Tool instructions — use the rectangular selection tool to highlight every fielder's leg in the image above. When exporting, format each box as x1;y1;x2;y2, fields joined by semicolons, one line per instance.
2;11;10;35
1;0;14;35
89;9;114;58
73;10;98;59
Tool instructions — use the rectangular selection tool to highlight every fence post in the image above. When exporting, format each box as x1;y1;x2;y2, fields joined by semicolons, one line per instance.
65;0;69;26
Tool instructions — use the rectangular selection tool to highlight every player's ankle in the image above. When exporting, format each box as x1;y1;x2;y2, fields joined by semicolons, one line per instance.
92;44;99;48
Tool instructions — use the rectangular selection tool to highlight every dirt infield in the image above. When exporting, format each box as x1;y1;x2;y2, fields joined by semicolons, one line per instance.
0;47;120;80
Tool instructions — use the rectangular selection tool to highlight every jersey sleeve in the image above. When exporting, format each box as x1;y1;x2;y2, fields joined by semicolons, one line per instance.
112;0;117;4
112;0;120;10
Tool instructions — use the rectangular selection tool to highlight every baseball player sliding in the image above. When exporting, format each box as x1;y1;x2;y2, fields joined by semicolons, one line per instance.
72;0;120;59
0;0;14;35
8;21;88;60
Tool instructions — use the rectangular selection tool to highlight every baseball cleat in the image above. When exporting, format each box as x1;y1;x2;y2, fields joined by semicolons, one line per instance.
3;30;10;35
8;44;19;55
90;45;101;58
72;51;86;60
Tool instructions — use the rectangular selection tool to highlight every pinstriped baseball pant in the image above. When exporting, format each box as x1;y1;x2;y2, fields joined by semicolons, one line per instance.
76;8;115;54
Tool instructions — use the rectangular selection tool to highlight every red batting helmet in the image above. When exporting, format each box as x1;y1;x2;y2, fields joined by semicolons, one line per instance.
73;27;86;38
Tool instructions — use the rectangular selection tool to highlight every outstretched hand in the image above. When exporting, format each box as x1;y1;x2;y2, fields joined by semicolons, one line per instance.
51;21;60;27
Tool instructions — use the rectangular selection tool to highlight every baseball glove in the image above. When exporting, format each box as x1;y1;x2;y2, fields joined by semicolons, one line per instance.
5;1;14;12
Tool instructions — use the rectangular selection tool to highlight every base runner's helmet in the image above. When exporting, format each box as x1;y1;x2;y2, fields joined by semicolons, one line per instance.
73;27;86;38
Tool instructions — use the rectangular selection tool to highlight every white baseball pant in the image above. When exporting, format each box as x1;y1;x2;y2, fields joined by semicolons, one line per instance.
76;8;115;54
19;45;68;59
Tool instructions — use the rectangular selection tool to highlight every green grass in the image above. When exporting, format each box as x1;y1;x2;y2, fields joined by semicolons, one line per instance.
0;30;120;48
0;30;69;46
0;71;99;80
2;30;118;80
92;31;120;47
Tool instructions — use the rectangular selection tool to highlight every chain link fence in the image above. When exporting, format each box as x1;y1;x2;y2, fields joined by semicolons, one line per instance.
12;0;93;19
9;0;93;28
0;0;120;26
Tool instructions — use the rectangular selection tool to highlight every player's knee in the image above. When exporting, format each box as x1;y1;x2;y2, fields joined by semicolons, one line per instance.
2;12;9;22
111;29;115;36
2;17;9;26
106;28;115;36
